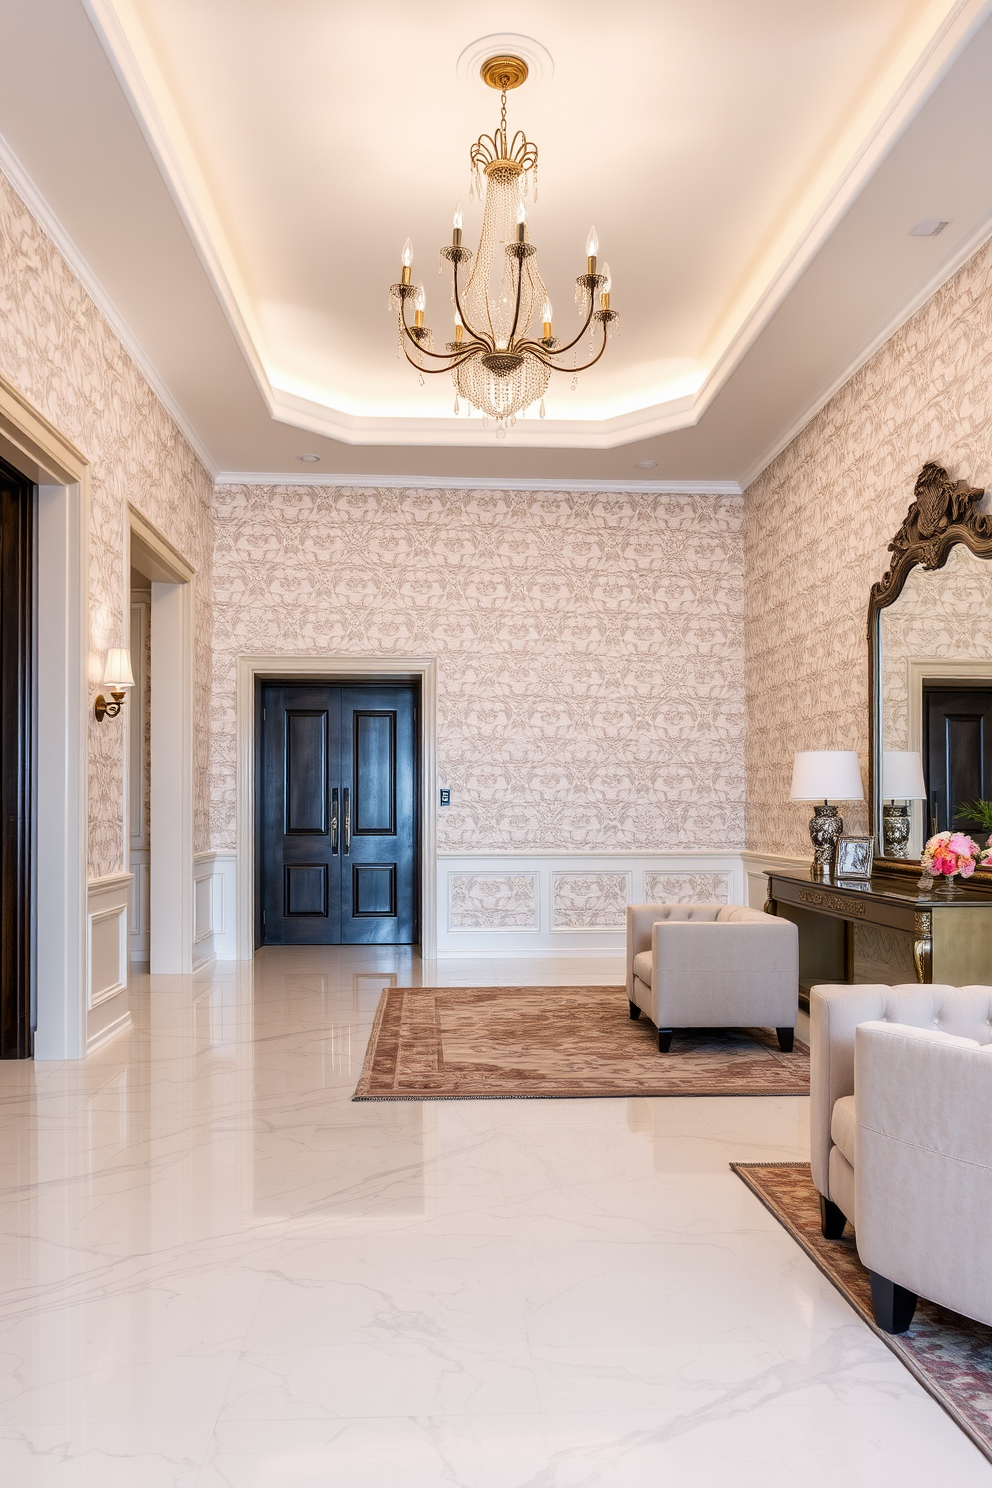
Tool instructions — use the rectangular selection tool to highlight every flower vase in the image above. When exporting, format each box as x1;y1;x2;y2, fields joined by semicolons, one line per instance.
934;873;958;895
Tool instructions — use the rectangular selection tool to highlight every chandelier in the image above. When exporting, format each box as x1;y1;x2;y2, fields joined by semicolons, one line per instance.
388;54;618;436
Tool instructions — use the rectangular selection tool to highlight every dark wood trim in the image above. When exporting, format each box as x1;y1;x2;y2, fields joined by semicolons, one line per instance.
0;456;33;1058
868;462;992;879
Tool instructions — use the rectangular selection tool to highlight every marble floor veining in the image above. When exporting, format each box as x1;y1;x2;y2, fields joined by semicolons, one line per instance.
0;947;988;1486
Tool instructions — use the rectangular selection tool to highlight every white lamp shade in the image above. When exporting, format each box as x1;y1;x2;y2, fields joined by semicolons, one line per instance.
790;750;864;802
882;750;928;799
102;648;134;689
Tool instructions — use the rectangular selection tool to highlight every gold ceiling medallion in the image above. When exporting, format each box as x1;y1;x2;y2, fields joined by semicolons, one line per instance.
480;54;529;90
387;54;618;435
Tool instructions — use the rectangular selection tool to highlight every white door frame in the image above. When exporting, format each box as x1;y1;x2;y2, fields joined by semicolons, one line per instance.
0;373;88;1059
236;655;438;961
127;508;196;974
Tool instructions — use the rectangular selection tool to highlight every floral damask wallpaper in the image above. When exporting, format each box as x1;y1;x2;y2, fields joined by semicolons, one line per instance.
208;485;745;854
745;236;992;856
0;169;214;878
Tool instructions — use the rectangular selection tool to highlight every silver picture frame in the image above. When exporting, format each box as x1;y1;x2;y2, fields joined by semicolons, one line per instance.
834;835;874;880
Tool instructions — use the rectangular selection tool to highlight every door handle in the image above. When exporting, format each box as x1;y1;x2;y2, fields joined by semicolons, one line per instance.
331;788;339;855
343;787;351;855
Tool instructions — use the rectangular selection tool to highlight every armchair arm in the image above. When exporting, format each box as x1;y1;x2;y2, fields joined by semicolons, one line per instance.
627;905;664;998
809;984;888;1199
855;1021;992;1324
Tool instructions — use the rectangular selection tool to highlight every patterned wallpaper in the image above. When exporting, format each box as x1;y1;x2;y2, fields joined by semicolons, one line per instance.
0;169;214;877
744;236;992;856
208;485;745;854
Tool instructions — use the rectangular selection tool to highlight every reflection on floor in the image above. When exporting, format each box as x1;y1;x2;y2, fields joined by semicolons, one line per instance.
0;947;987;1486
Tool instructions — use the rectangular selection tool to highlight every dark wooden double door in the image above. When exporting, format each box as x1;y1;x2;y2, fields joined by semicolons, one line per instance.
259;683;418;945
924;684;992;835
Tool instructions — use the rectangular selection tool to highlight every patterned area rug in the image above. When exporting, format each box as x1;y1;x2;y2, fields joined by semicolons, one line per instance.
732;1162;992;1463
353;986;810;1100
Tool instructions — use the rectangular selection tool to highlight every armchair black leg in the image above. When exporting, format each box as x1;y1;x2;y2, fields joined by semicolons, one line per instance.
776;1027;795;1053
628;1001;641;1020
658;1029;673;1053
819;1194;847;1239
869;1272;918;1334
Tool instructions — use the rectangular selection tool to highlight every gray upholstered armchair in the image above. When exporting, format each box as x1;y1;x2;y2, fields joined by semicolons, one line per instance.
625;903;799;1053
811;982;992;1333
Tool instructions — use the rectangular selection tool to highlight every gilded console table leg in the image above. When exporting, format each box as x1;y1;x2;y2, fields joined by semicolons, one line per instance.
913;911;932;983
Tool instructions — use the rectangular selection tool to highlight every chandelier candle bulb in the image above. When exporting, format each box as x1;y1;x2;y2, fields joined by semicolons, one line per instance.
586;225;599;275
452;202;463;248
401;236;413;284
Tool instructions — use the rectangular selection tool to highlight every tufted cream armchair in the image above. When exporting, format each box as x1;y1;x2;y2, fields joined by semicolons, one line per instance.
811;983;992;1333
625;903;799;1053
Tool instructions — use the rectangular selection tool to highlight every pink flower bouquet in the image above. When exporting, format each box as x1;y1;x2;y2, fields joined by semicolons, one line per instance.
920;830;992;884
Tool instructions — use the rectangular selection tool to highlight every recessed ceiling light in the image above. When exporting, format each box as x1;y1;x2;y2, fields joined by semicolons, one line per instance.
635;459;657;469
297;453;321;462
910;219;950;237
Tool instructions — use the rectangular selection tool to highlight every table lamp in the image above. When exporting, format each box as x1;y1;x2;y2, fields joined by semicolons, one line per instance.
790;750;865;879
881;750;928;858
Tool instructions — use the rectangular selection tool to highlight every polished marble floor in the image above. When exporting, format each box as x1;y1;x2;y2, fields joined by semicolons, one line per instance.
1;946;989;1486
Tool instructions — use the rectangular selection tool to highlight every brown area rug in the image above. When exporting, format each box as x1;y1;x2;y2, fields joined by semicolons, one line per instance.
353;986;809;1100
732;1162;992;1463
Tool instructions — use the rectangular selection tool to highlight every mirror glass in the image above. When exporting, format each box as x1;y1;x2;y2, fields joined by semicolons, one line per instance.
876;543;992;858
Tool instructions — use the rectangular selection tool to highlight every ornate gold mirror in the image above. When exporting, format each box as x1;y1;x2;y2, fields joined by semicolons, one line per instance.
868;462;992;876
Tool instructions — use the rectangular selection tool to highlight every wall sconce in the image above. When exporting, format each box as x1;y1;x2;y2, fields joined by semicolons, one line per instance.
94;648;134;722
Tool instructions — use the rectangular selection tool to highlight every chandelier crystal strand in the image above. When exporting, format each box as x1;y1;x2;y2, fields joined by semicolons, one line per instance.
387;55;616;432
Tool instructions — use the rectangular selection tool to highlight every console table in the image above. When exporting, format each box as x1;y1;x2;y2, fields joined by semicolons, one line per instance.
765;871;992;1007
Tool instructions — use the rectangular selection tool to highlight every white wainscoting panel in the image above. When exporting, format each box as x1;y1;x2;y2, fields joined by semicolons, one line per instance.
437;852;747;956
740;850;812;911
193;852;238;967
86;873;132;1051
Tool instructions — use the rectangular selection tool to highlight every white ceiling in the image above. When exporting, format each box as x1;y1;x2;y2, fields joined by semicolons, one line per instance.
0;0;990;483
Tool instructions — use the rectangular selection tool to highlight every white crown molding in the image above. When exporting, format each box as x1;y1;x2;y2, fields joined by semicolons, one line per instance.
82;0;992;452
737;205;992;492
0;131;217;478
213;471;743;495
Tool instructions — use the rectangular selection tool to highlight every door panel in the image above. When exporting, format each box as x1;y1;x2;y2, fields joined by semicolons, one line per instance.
923;685;992;835
354;711;395;834
259;683;418;945
285;710;329;834
338;686;417;944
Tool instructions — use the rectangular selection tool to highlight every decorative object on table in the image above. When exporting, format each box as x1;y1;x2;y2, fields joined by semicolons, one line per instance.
834;835;874;880
353;986;810;1100
387;55;618;437
918;830;991;891
790;750;865;880
881;751;928;858
958;798;992;836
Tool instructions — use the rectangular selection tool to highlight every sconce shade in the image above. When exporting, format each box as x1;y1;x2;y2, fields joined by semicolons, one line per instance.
790;750;864;802
102;648;134;689
882;750;928;799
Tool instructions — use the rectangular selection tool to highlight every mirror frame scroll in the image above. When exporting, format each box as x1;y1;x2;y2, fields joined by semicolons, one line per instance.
868;461;992;877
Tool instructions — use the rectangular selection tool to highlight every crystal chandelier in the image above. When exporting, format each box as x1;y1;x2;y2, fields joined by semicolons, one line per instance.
388;54;618;436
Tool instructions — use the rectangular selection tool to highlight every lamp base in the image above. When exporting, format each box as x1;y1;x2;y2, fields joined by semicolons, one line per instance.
882;802;911;858
809;803;843;879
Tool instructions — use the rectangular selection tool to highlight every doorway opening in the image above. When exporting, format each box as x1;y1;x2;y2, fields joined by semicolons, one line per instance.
256;680;421;947
0;455;34;1058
